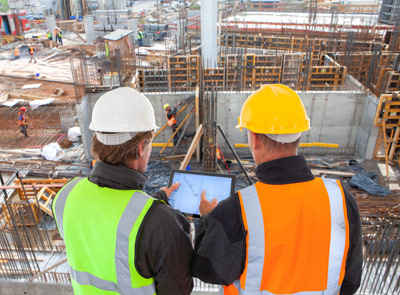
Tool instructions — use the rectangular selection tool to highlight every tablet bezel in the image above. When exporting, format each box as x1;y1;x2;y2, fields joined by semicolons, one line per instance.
168;169;236;218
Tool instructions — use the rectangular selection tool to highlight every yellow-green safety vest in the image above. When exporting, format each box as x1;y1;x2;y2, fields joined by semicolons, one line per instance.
52;177;157;295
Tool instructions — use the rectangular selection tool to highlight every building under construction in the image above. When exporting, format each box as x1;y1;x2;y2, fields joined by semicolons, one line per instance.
0;0;399;294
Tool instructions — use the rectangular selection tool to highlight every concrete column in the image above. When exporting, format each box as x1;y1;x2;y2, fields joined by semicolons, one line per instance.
201;0;218;67
177;19;185;50
105;0;126;10
127;19;138;45
98;0;105;10
84;16;95;44
45;15;56;38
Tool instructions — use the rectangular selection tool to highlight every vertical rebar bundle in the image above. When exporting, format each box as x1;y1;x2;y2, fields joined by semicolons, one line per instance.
202;89;217;172
359;213;400;294
0;172;57;281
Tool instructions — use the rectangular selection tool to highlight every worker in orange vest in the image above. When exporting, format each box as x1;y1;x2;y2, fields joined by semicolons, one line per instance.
18;107;29;137
55;27;59;44
14;47;20;60
28;44;37;63
163;103;181;146
192;84;362;295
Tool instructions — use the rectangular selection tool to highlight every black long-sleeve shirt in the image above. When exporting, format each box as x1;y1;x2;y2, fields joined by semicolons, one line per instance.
166;106;177;120
191;155;363;295
89;161;193;295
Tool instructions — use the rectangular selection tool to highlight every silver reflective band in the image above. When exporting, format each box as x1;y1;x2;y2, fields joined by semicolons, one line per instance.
322;178;346;290
71;268;118;292
54;177;82;238
71;267;156;295
240;185;265;291
114;192;155;294
237;286;340;295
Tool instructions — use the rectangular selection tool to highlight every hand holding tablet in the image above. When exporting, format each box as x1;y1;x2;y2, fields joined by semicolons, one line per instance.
168;170;236;218
199;190;218;217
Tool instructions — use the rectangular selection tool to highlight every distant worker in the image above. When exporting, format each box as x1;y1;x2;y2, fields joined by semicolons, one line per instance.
52;87;193;295
192;84;363;295
18;107;29;137
28;44;37;63
137;30;143;46
164;103;181;146
14;47;20;60
57;29;63;46
47;30;52;40
55;27;59;44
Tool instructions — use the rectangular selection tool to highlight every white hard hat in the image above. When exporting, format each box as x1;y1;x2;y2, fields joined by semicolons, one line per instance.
89;87;158;145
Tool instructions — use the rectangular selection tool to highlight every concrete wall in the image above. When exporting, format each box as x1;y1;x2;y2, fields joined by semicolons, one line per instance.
78;89;380;161
213;91;379;158
355;93;380;159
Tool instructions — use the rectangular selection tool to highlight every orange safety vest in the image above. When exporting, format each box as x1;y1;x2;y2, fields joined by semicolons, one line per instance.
29;46;34;55
14;48;20;56
224;177;349;295
216;147;221;160
18;112;26;126
166;111;177;127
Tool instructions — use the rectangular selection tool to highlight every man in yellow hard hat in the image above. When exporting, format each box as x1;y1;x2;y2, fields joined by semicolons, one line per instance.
164;103;181;146
191;84;362;295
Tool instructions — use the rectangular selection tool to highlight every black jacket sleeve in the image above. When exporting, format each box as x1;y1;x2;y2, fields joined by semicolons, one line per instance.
340;188;363;295
191;193;246;285
137;202;194;295
151;190;168;202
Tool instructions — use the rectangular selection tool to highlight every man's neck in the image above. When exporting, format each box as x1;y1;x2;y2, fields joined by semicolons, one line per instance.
255;151;297;165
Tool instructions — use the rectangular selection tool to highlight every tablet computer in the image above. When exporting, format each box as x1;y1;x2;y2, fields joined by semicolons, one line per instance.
168;170;236;218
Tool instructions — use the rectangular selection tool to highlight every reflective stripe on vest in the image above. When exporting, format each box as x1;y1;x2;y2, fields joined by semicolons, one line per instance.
228;178;348;295
54;180;156;295
53;177;82;238
166;112;177;127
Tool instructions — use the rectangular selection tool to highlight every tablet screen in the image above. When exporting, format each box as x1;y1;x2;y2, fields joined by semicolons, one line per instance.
168;170;236;217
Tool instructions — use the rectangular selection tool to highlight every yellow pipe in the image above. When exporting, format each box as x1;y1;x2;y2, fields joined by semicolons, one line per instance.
235;143;250;148
300;142;339;148
152;143;173;147
234;142;339;148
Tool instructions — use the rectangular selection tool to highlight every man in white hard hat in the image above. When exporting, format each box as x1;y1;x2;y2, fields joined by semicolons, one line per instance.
52;87;193;295
192;85;362;295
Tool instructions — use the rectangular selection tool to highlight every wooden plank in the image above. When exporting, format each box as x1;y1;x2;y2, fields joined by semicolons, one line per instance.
180;124;203;170
388;126;400;160
154;101;191;139
311;169;355;177
0;183;66;190
75;32;86;42
159;108;194;155
9;92;48;101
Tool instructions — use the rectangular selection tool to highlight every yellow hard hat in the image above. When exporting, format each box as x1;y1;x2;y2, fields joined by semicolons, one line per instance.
163;103;170;109
236;84;310;134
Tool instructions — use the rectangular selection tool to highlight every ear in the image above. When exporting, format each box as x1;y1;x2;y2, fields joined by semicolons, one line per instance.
138;140;144;157
252;132;261;151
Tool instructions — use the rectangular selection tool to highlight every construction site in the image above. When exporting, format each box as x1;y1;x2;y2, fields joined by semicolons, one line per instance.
0;0;399;294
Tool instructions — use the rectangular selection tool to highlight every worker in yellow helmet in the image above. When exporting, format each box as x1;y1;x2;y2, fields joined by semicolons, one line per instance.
192;84;362;295
164;102;181;146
